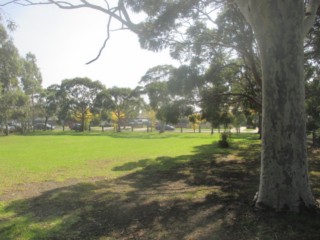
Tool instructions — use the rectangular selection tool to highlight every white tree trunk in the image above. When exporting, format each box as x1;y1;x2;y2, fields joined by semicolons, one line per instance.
237;0;317;211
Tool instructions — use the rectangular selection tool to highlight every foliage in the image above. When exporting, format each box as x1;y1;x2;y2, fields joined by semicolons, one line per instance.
21;52;42;97
0;89;29;134
0;21;24;133
110;110;125;131
0;23;21;92
95;87;143;132
0;20;45;133
60;77;105;131
306;74;320;131
140;78;169;111
73;108;94;129
20;52;43;124
37;85;59;126
232;108;246;134
218;132;230;148
140;65;195;127
147;110;157;129
188;113;202;133
305;26;320;132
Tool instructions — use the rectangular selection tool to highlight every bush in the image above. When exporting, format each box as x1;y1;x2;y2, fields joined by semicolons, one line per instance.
218;132;230;148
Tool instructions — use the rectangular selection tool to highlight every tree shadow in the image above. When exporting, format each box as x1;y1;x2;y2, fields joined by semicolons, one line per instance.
1;141;320;239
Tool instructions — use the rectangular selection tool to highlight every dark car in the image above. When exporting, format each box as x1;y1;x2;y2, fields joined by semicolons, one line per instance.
155;124;175;131
70;123;83;131
34;123;55;130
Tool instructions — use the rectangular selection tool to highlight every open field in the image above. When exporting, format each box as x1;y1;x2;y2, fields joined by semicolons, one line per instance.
0;132;320;240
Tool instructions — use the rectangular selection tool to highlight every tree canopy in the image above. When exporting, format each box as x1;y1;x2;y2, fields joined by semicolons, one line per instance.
59;77;105;131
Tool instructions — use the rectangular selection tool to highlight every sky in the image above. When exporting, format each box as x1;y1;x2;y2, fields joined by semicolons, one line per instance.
1;2;178;89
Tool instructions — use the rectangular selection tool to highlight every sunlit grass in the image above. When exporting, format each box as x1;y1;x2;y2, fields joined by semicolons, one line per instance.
0;132;234;194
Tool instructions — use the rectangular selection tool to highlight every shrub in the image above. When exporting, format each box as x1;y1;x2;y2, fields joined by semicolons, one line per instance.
218;132;230;148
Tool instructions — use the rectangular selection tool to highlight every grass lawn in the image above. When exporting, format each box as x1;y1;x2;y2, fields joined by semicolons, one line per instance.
0;131;230;196
0;131;320;240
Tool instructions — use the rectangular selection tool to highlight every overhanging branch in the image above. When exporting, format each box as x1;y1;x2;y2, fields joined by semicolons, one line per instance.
2;0;141;64
86;12;112;65
0;0;19;6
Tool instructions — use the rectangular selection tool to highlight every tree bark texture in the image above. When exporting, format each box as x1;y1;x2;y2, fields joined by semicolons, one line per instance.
237;0;316;211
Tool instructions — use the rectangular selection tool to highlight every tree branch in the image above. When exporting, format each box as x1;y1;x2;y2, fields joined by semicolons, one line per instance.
86;11;112;65
2;0;141;64
0;0;19;6
213;92;262;107
304;0;320;37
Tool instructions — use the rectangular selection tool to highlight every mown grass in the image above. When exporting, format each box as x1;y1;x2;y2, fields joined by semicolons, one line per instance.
0;131;320;240
0;132;230;194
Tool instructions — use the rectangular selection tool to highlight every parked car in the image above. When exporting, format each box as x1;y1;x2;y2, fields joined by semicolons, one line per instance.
128;119;150;126
34;123;55;130
100;122;112;127
7;125;16;133
155;124;175;131
69;123;83;131
1;123;24;134
1;124;15;134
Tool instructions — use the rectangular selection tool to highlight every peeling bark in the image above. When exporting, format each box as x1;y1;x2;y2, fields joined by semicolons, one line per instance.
236;0;317;211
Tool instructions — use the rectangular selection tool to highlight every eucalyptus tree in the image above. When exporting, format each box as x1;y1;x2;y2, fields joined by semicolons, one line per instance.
139;0;320;212
157;99;194;132
93;89;112;130
168;6;263;135
201;88;225;134
0;22;20;92
188;113;202;133
60;77;105;131
140;65;173;112
0;89;29;135
54;84;69;131
305;13;320;132
0;21;25;132
6;0;320;212
140;80;169;131
140;65;194;131
305;69;320;131
305;7;320;63
9;90;30;132
21;52;43;126
38;84;59;129
95;87;143;132
231;0;320;212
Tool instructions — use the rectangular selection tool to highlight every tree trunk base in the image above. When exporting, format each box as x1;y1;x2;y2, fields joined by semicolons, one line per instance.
252;192;319;213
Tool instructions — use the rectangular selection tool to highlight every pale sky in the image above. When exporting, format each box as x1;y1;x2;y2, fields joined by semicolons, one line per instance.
1;3;178;88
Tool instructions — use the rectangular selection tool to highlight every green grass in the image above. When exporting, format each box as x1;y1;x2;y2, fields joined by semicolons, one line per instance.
1;131;319;240
0;132;228;194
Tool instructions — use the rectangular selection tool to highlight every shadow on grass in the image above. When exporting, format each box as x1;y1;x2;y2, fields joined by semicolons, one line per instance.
1;141;320;239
